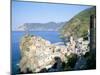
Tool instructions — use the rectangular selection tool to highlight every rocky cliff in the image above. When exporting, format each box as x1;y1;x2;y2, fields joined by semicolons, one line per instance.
19;35;89;73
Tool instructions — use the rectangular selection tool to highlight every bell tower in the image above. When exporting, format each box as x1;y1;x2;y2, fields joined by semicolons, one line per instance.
90;14;96;52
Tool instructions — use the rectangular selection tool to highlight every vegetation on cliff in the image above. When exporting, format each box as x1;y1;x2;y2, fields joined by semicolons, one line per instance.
60;6;96;39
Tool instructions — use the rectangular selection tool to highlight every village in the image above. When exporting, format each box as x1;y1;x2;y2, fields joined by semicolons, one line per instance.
19;34;89;73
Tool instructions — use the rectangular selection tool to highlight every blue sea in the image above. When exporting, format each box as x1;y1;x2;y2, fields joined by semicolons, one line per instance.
12;31;63;74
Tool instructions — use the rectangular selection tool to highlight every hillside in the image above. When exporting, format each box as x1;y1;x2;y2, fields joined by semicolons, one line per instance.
59;6;96;39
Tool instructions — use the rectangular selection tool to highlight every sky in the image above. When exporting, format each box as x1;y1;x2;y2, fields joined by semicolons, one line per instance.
12;1;92;31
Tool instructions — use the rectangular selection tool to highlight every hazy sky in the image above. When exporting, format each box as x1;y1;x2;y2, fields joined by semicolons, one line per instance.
12;1;92;31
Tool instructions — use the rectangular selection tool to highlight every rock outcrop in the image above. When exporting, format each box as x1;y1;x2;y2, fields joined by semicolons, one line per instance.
19;34;89;73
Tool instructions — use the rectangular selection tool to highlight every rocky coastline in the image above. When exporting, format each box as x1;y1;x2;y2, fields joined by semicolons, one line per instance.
18;34;89;73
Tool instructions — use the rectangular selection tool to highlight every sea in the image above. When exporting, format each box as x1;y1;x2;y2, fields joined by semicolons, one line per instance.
11;31;63;74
